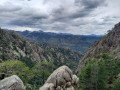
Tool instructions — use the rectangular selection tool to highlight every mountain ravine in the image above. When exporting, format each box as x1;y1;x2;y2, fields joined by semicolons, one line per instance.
0;28;83;70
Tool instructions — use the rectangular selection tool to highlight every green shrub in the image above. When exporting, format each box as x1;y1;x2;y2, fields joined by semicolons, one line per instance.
29;61;55;88
113;78;120;90
0;60;34;84
20;56;35;68
78;53;120;90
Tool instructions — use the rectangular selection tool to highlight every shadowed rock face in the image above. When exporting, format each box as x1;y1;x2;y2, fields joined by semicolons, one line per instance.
0;75;25;90
39;66;79;90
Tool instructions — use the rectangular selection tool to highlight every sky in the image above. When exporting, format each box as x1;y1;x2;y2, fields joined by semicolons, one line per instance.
0;0;120;35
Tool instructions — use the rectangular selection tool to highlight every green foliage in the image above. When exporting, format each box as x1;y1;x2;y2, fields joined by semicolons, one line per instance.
29;61;55;89
79;59;107;90
0;54;10;61
0;60;34;84
43;47;82;72
78;53;120;90
0;60;55;90
113;78;120;90
20;56;35;68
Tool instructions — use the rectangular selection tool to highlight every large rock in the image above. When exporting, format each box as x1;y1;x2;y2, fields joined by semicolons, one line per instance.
72;75;79;88
39;66;79;90
0;75;25;90
39;83;54;90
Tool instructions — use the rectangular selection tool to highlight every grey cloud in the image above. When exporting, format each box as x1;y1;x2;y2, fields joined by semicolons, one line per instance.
0;6;21;12
78;0;105;8
10;15;48;27
5;8;49;27
0;0;120;35
51;0;106;21
70;0;106;18
0;0;106;27
0;2;22;13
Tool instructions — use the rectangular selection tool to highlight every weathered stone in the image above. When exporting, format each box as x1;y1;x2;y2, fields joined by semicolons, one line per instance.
56;86;63;90
46;66;72;87
0;75;25;90
66;82;72;87
66;86;74;90
72;75;79;88
39;83;54;90
39;66;79;90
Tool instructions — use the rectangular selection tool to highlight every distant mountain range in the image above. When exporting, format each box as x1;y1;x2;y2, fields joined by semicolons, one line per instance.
17;30;102;53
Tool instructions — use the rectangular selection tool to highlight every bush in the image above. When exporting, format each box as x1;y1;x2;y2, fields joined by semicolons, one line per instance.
0;60;34;84
20;56;35;68
29;61;55;88
113;78;120;90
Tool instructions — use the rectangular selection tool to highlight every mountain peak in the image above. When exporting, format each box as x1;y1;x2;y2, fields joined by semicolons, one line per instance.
115;22;120;28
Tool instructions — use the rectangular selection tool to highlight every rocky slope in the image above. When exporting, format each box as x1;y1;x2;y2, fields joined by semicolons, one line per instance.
0;28;82;70
77;22;120;72
17;30;101;53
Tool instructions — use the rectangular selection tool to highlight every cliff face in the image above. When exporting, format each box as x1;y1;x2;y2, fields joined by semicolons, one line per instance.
0;28;82;70
77;22;120;72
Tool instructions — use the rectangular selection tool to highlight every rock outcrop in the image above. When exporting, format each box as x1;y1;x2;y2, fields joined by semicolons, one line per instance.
0;75;25;90
39;66;79;90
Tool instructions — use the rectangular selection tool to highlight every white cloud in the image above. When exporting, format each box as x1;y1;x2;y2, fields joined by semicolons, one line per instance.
0;0;120;35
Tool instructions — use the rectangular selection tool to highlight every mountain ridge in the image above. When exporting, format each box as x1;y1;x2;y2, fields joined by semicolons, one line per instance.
77;22;120;72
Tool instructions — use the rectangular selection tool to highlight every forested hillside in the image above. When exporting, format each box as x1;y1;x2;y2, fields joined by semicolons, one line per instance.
77;22;120;90
77;22;120;72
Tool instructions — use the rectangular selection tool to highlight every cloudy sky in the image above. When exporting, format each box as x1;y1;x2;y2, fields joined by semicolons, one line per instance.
0;0;120;35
